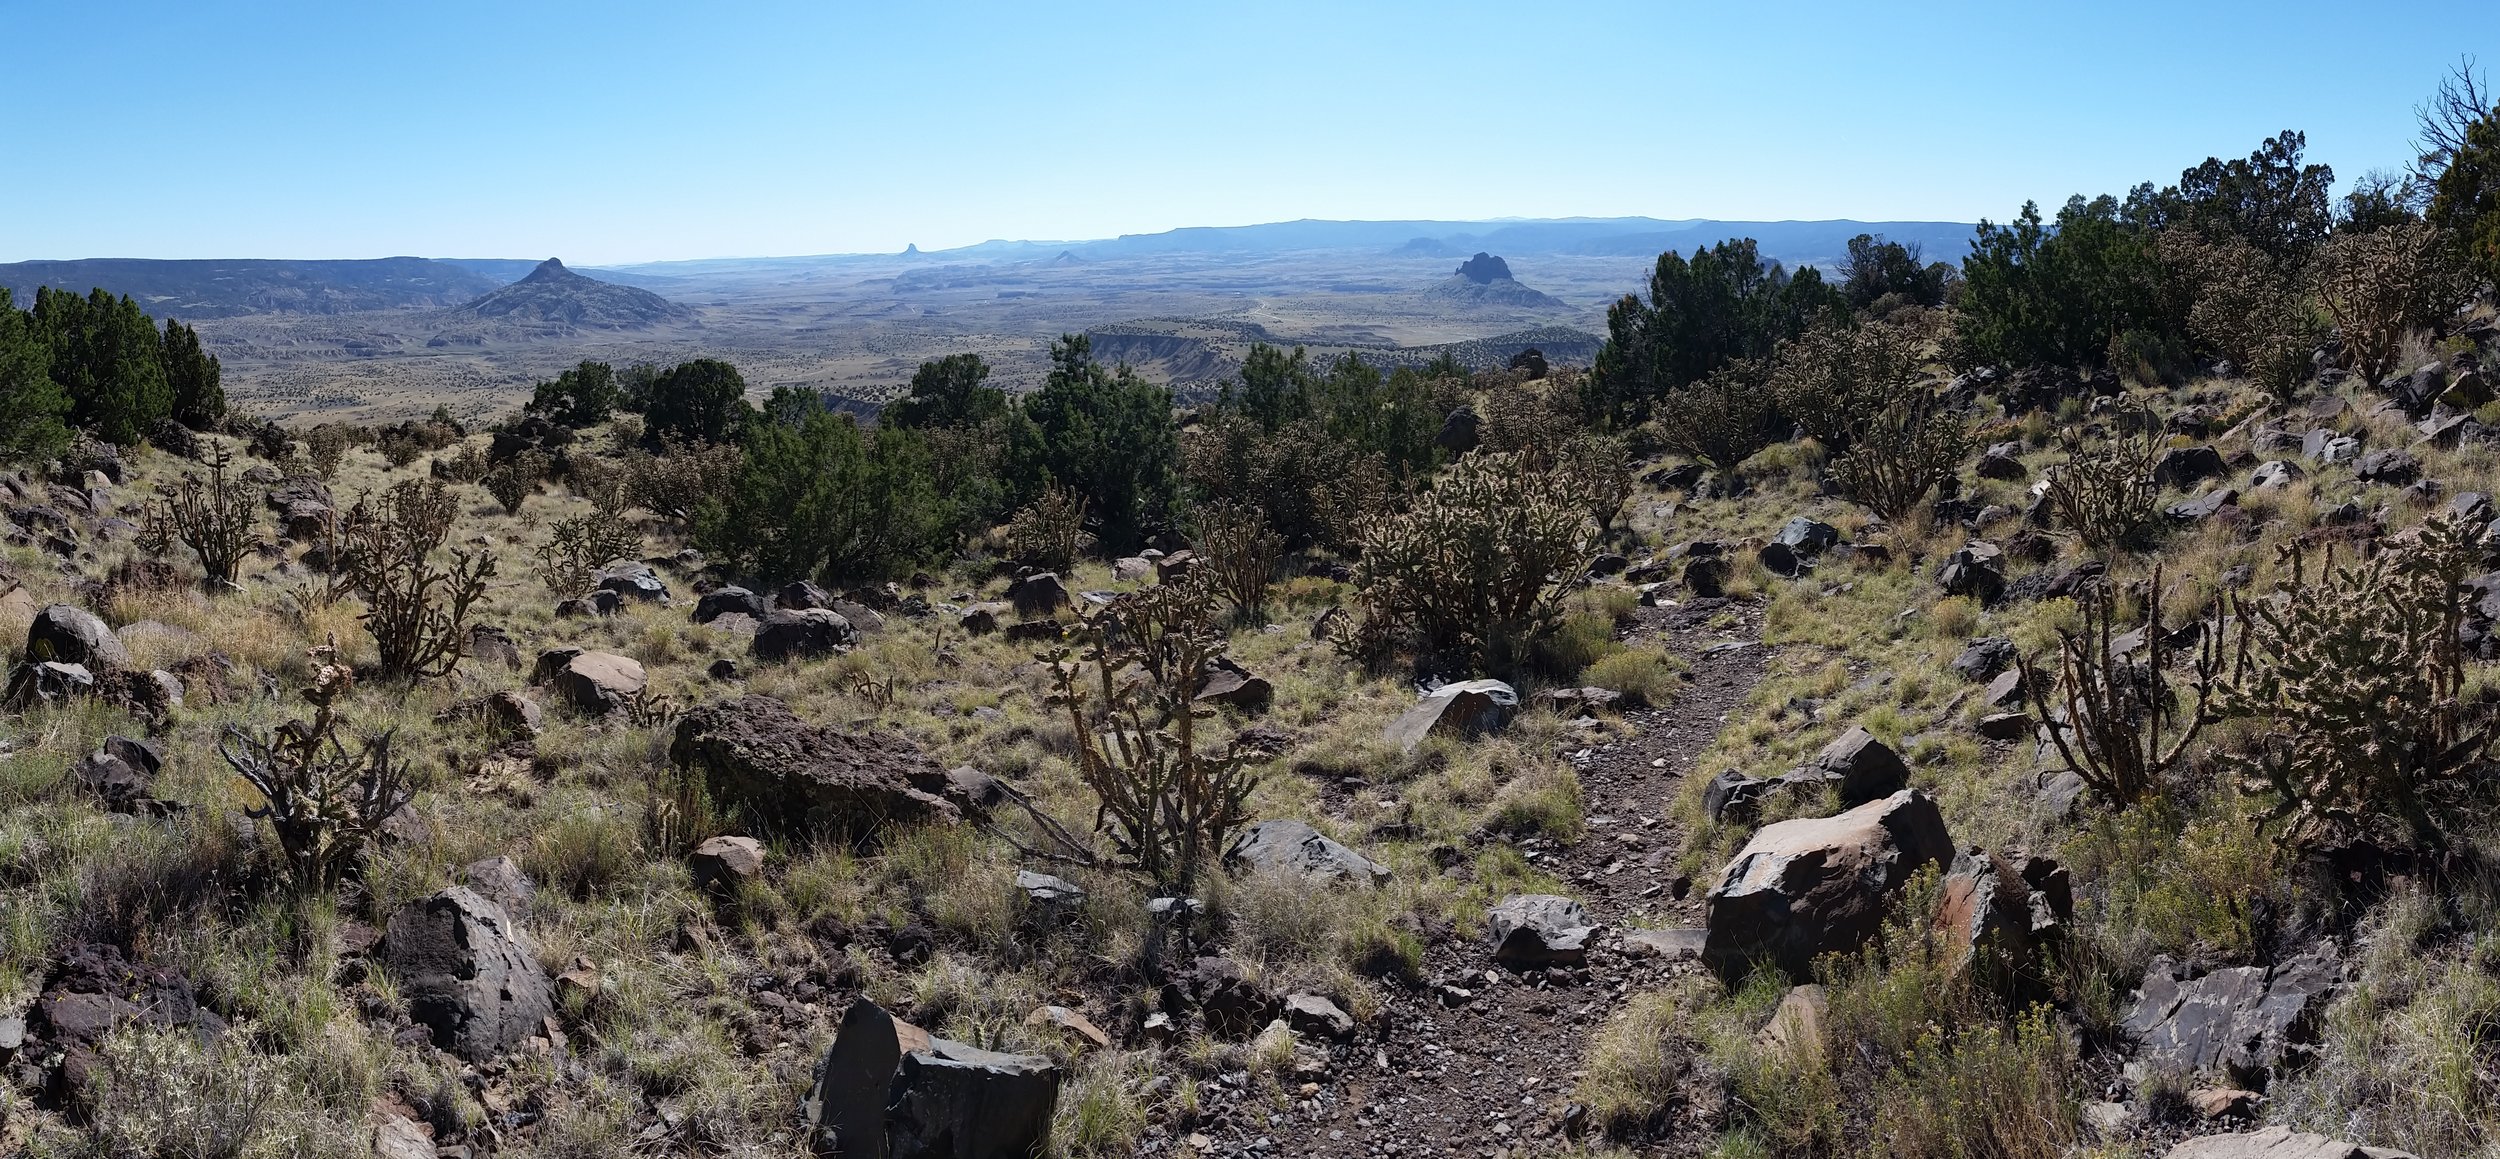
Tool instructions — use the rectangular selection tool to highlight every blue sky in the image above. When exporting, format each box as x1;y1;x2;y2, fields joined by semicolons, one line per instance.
2;1;2492;264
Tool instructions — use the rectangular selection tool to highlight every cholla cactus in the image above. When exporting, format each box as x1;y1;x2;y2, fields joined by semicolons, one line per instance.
1007;483;1091;573
2313;220;2473;388
1197;502;1284;620
140;442;260;585
1351;449;1597;672
220;641;411;890
2218;514;2494;852
2043;414;2162;552
2018;565;2230;806
1828;389;1973;521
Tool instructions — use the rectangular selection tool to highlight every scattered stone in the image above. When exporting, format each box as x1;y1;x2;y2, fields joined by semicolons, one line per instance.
805;999;1060;1159
383;888;553;1063
1976;445;2028;481
958;605;1000;635
670;696;959;839
1113;556;1153;583
1703;789;1955;980
1758;984;1827;1060
1977;711;2031;741
2168;488;2239;521
690;835;767;892
1774;517;1841;554
1382;679;1517;752
1487;894;1597;968
461;856;537;919
1225;820;1390;887
437;690;543;737
1190;956;1280;1038
532;648;646;713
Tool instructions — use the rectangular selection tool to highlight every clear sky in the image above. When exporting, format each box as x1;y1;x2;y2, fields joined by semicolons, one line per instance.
3;1;2492;265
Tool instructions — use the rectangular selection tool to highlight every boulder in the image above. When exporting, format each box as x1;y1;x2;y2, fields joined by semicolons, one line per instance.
69;736;160;809
1774;517;1841;555
1936;543;2005;604
1976;445;2028;481
752;608;855;662
805;999;1060;1159
1951;637;2016;682
1225;819;1390;887
693;585;770;624
958;605;1000;635
1759;541;1807;578
383;888;553;1063
1010;572;1069;618
1112;556;1153;583
1434;406;1481;454
2305;432;2362;465
2161;1126;2418;1159
2152;445;2229;488
437;690;543;737
1194;657;1273;710
1703;789;1954;980
669;695;958;838
1487;894;1597;968
532;648;646;714
2124;946;2339;1085
1382;679;1517;752
690;835;767;892
5;660;95;706
28;604;129;670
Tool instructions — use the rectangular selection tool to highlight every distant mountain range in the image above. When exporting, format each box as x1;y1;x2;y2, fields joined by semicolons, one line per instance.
0;256;507;318
0;217;1977;318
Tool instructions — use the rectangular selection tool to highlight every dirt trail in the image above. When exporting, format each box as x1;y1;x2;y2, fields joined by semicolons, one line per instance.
1201;598;1772;1159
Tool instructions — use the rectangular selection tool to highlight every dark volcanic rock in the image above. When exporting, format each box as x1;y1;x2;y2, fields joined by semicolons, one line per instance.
805;998;1061;1159
669;695;959;838
384;887;552;1062
1703;789;1954;980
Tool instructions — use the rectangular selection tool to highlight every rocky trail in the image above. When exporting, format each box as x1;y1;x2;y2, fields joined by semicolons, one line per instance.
1193;598;1773;1159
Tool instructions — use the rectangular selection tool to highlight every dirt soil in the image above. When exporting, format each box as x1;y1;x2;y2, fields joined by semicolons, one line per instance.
1175;598;1773;1158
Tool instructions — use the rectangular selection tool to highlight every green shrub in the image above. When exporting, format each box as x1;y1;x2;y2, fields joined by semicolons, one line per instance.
1352;450;1599;673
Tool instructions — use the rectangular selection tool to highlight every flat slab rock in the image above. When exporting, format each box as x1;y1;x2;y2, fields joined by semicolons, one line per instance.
2124;947;2340;1083
1224;819;1390;886
2163;1125;2418;1159
1382;678;1517;753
